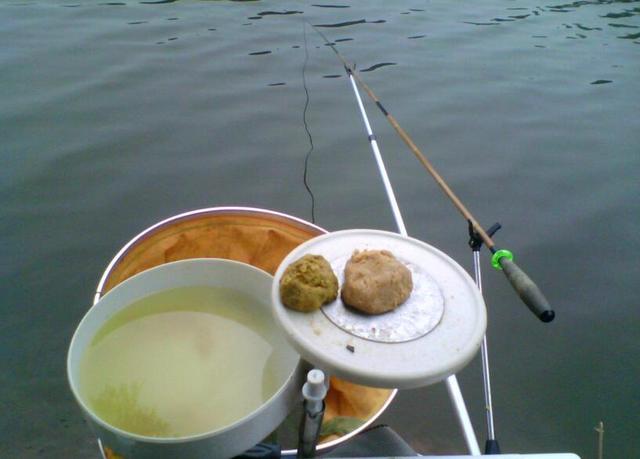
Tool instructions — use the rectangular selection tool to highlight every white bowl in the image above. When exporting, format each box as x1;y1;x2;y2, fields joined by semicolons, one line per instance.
68;258;304;459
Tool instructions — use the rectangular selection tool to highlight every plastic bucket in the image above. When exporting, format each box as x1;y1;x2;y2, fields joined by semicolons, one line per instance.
93;207;396;455
69;258;305;458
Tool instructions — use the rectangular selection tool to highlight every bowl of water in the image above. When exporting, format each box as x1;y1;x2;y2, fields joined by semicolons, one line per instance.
67;258;304;459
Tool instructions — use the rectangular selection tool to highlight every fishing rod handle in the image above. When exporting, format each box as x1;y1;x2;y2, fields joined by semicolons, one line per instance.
499;258;555;322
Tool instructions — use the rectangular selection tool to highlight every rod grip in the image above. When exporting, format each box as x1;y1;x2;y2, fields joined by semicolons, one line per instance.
499;258;555;322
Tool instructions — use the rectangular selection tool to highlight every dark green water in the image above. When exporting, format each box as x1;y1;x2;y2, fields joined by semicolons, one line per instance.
1;0;638;457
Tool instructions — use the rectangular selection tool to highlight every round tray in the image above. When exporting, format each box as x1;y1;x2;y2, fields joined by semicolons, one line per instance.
271;229;487;389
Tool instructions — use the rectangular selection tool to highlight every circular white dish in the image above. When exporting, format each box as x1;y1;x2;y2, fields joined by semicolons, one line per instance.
271;229;487;389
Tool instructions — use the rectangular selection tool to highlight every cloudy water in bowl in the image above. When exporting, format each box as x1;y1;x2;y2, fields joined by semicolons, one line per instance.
79;286;282;438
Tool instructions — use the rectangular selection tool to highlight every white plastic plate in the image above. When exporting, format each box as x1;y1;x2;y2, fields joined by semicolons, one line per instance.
271;229;487;389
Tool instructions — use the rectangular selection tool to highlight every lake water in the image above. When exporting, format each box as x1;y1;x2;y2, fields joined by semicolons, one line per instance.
1;0;638;457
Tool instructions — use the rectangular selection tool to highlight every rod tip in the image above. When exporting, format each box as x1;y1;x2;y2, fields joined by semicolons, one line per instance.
540;310;555;323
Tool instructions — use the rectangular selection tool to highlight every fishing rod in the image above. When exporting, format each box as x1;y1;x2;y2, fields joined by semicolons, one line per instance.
341;39;482;456
310;27;501;455
313;26;555;324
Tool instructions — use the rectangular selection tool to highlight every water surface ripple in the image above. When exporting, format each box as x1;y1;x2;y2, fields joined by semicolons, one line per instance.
1;1;638;458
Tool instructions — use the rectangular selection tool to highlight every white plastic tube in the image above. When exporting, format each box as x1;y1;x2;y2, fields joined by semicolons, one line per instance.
347;72;481;456
298;369;328;458
348;73;407;236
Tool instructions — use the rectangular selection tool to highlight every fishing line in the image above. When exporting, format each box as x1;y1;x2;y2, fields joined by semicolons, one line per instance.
301;23;316;224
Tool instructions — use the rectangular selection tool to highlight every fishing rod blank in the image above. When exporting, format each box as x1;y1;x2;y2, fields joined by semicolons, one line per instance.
347;41;499;456
314;26;555;323
345;61;482;457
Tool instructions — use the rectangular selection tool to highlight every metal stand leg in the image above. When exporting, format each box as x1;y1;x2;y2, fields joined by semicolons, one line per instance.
470;225;501;454
446;375;481;455
297;369;328;458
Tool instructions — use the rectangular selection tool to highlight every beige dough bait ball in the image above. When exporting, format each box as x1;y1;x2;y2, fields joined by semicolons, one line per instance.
341;249;413;315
